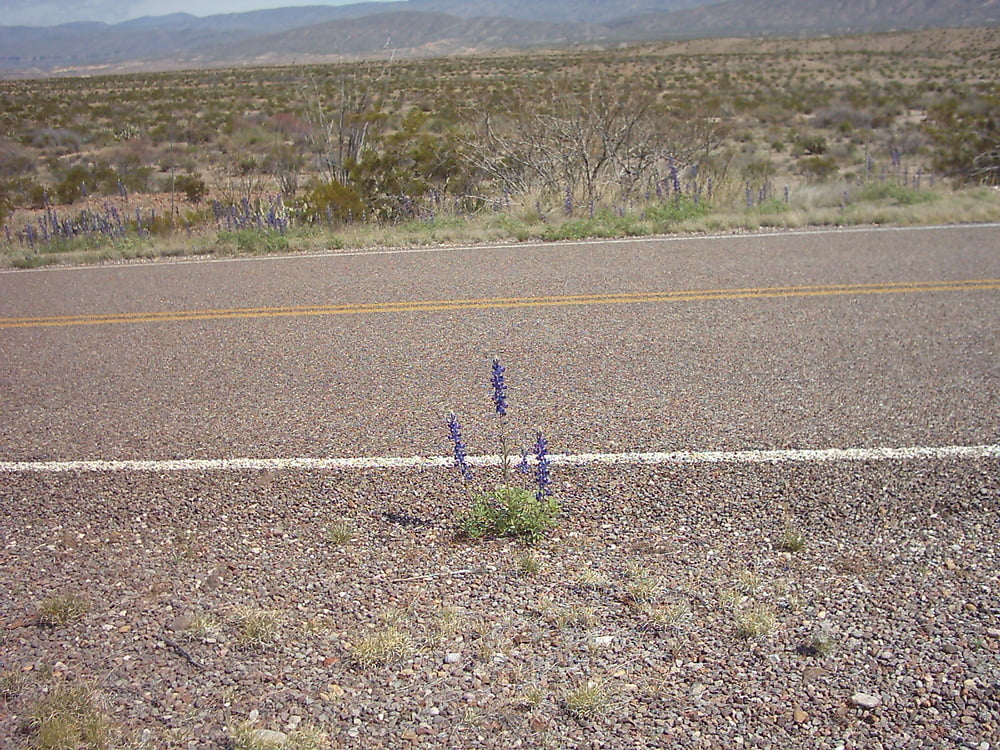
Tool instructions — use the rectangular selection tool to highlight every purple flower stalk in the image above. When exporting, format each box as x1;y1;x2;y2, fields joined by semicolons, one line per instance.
490;358;508;417
533;431;551;502
447;413;473;482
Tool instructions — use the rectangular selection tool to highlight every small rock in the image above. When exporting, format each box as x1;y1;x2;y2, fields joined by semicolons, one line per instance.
851;693;881;709
443;652;462;664
251;729;287;746
168;614;192;632
400;728;419;742
793;708;809;723
592;635;614;647
945;558;957;570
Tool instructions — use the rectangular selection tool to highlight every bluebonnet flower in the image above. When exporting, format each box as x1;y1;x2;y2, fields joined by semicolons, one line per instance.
533;431;551;502
447;413;473;482
490;358;508;417
516;448;530;475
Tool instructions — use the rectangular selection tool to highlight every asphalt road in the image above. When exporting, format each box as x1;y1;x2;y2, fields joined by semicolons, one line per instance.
1;225;998;462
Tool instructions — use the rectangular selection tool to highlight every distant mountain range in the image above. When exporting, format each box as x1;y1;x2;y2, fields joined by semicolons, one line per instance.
2;0;998;77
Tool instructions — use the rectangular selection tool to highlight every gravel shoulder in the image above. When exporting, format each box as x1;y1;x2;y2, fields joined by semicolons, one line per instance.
2;459;997;749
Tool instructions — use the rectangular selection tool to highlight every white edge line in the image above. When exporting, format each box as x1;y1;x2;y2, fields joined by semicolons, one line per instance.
4;223;1000;274
1;445;997;473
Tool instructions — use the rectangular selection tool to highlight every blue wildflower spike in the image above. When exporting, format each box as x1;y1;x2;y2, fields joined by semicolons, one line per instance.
447;413;473;482
490;358;508;417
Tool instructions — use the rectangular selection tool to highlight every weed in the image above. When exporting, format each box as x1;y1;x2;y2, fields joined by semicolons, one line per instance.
575;567;610;590
37;594;89;627
811;620;837;656
326;519;354;545
1;669;30;701
624;564;663;604
350;625;415;668
734;602;778;639
517;552;542;576
450;359;558;543
735;569;765;596
776;525;806;552
181;613;222;641
564;678;613;720
434;607;466;640
517;684;547;708
642;601;692;632
554;605;598;630
25;684;115;750
459;486;560;543
232;607;281;650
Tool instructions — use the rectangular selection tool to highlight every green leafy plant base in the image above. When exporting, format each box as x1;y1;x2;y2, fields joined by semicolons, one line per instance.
458;486;559;543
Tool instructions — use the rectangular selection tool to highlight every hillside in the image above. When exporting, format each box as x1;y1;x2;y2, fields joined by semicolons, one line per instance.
1;0;999;77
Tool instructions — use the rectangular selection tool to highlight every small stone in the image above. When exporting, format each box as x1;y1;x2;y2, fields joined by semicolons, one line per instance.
443;652;462;664
986;628;1000;638
793;708;809;723
252;729;287;746
851;693;881;709
592;635;614;647
168;614;192;632
400;728;419;742
945;558;957;570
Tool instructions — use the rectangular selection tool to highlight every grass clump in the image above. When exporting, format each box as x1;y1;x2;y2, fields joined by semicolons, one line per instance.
37;594;89;627
734;602;778;640
1;669;30;701
24;684;115;750
325;519;354;545
232;607;281;650
564;678;614;720
350;625;415;668
516;552;542;576
776;524;806;552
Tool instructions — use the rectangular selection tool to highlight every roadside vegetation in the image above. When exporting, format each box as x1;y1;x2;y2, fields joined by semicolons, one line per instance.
1;27;998;268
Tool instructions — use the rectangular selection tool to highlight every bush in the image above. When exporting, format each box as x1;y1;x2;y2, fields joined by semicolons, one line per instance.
798;155;838;181
170;173;208;203
300;180;365;225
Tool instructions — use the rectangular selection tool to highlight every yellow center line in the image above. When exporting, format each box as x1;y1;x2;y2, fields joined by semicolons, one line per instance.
1;279;997;329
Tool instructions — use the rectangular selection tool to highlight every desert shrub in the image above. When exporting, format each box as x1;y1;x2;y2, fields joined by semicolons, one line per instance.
300;180;365;225
53;162;119;204
794;134;828;155
924;93;1000;185
169;173;208;203
25;128;83;154
0;138;36;178
797;155;838;181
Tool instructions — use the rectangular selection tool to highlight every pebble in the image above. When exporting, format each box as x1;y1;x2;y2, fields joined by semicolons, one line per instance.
851;693;882;709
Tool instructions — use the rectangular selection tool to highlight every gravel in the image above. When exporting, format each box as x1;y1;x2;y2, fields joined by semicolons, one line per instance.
1;458;997;749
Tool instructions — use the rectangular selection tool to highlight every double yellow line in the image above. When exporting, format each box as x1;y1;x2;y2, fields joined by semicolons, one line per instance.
1;279;997;330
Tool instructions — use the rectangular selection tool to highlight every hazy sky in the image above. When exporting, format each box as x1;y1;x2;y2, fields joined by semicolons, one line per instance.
1;0;397;26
